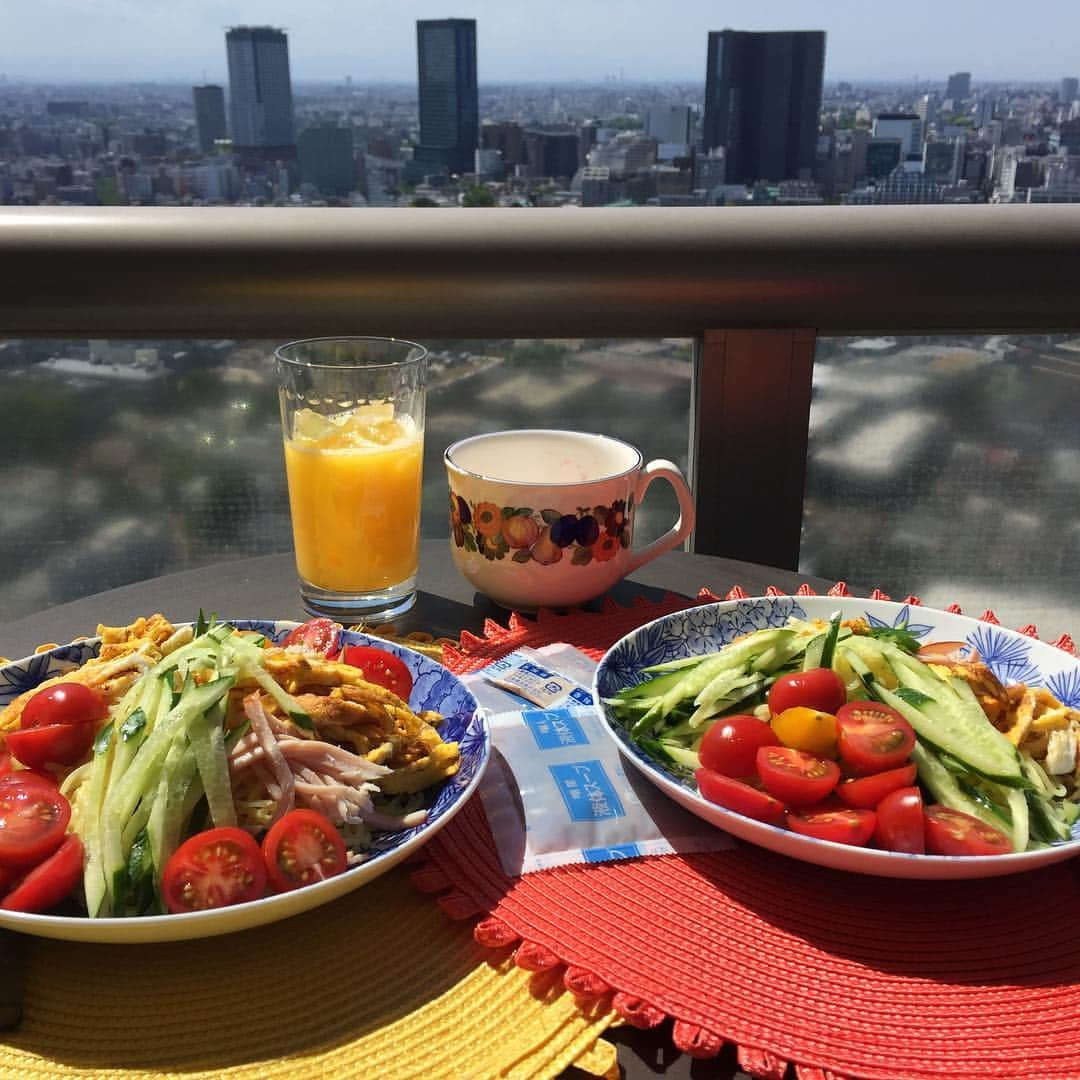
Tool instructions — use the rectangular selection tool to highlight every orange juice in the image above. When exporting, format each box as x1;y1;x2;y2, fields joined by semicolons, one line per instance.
283;405;423;592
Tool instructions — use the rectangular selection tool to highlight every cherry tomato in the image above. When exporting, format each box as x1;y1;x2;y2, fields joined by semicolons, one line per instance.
835;763;918;810
340;645;414;701
21;682;107;730
280;618;342;658
698;714;779;778
770;706;838;758
924;806;1012;856
695;768;785;824
767;668;846;717
1;835;84;913
0;782;71;869
874;786;925;854
161;827;267;913
0;769;59;792
788;808;877;846
0;749;11;779
0;864;19;897
755;746;840;807
261;808;348;892
6;723;96;771
835;702;916;775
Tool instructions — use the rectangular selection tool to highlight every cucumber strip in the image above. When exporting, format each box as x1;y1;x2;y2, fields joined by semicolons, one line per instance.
188;698;238;828
79;720;116;919
615;668;698;701
642;655;711;674
819;612;842;669
911;742;1010;834
243;664;312;730
689;673;767;727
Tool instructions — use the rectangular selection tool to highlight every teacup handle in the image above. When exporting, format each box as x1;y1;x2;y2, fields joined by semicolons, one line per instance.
625;459;697;574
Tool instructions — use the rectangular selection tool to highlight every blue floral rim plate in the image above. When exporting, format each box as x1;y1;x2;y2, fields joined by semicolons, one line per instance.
0;620;489;943
593;596;1080;880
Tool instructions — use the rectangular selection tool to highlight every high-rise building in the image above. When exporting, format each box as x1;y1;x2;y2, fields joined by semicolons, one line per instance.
416;18;478;175
226;26;295;154
703;29;826;185
1062;77;1080;103
873;113;923;158
298;125;357;196
193;85;227;153
946;71;972;102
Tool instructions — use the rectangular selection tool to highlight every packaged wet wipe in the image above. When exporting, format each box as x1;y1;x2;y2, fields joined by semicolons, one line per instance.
478;704;734;875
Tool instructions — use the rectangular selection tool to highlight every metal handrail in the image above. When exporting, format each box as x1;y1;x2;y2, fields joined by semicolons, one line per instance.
3;204;1080;339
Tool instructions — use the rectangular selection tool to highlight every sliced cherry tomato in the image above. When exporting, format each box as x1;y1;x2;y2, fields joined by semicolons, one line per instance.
0;782;71;868
694;768;785;824
6;723;95;771
835;763;918;809
340;645;414;701
874;786;925;854
0;748;11;779
755;746;840;807
835;702;916;775
767;668;846;717
21;682;107;730
0;863;20;897
261;808;349;892
770;706;838;758
1;835;84;913
161;827;268;913
698;714;779;778
0;769;59;792
280;618;342;658
924;805;1012;856
788;808;877;846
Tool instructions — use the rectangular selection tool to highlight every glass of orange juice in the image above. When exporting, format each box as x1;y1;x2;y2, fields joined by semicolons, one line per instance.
275;337;427;622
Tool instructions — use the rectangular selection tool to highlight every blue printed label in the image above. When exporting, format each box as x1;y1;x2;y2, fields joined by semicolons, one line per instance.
568;686;595;706
548;761;625;821
583;843;641;862
523;708;590;750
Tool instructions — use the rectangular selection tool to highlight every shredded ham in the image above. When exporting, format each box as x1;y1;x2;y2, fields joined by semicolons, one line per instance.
230;694;426;834
243;694;295;824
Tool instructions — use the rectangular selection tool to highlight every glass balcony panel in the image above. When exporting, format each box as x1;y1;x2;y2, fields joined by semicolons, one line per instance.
802;334;1080;639
0;337;692;623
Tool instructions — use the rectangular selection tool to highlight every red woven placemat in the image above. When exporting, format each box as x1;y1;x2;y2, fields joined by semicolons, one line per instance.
413;588;1080;1080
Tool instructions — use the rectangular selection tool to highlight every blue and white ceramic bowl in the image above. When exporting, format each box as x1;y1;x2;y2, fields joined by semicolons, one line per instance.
594;596;1080;879
0;620;488;942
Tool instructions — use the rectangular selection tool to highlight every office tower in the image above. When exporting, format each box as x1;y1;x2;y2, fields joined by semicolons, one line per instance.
416;18;478;175
522;128;580;181
873;113;923;158
646;106;693;144
226;26;295;153
865;138;902;179
923;139;962;184
703;30;826;185
946;71;972;102
1062;77;1079;102
193;85;227;153
298;125;357;196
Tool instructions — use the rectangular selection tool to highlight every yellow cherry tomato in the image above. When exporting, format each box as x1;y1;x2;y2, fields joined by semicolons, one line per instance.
770;706;839;759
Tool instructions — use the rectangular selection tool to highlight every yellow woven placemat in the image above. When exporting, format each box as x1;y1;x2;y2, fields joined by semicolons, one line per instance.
0;865;617;1080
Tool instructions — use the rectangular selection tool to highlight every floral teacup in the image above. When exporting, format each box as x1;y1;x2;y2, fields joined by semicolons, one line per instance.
444;429;696;611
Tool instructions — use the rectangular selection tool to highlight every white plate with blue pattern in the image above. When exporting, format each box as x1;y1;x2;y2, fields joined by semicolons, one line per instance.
0;621;489;942
594;597;1080;879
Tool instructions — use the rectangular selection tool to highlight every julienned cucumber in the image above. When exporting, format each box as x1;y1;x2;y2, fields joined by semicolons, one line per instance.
839;636;1026;785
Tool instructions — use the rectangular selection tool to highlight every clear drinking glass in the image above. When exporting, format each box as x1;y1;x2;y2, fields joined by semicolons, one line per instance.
275;337;427;622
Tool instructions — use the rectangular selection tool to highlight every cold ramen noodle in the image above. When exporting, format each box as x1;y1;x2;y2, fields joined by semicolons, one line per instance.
606;615;1080;855
0;615;460;916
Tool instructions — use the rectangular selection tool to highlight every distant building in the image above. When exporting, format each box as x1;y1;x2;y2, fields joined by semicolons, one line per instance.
193;85;226;153
298;124;356;196
645;106;692;145
523;128;580;181
873;113;922;158
946;71;972;102
703;29;826;185
416;18;478;175
226;26;295;154
847;169;944;204
923;139;962;184
865;138;902;179
481;121;524;166
1061;77;1079;103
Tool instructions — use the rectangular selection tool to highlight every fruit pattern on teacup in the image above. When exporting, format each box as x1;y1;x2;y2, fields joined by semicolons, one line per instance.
449;492;634;566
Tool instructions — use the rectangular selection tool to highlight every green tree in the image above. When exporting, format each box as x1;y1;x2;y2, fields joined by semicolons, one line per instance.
461;184;495;207
410;196;439;207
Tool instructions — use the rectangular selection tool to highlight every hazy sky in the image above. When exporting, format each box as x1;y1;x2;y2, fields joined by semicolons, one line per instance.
4;0;1079;84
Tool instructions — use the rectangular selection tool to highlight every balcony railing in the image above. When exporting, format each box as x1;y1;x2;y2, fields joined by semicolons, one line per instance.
3;204;1080;573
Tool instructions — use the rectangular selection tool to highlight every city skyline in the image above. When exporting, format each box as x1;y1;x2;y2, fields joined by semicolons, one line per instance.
4;1;1080;84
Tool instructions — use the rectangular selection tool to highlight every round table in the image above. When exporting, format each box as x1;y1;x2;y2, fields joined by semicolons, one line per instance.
1;540;840;662
0;541;840;1079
